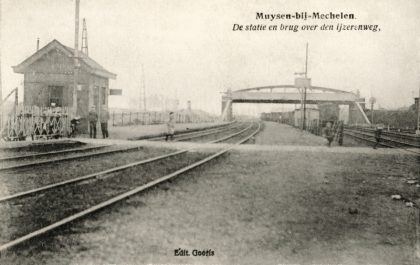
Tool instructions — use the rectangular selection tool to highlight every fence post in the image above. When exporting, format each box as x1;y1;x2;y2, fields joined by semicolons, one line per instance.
129;112;132;125
122;112;124;126
112;111;115;126
338;121;344;146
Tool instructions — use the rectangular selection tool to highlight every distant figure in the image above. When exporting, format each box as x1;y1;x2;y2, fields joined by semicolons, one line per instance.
100;109;110;139
322;122;334;147
165;112;175;141
88;107;98;138
373;125;383;149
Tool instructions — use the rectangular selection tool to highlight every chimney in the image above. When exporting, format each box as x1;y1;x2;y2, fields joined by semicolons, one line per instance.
187;100;191;111
36;38;40;51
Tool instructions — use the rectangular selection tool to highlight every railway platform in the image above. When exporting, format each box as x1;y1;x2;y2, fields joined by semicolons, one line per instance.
0;121;228;150
256;121;327;146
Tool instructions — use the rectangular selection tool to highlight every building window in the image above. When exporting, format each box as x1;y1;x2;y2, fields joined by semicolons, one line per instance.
48;86;63;107
102;87;106;105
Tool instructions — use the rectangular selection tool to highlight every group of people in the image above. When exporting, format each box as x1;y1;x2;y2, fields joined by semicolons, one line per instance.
86;108;175;141
87;106;109;139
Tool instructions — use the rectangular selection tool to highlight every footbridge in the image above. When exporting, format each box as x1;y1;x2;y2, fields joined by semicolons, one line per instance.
221;85;370;124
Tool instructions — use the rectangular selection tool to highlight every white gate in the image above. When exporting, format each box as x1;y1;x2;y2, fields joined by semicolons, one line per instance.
1;105;70;141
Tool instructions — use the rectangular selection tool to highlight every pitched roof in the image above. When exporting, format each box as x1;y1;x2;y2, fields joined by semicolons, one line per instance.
12;39;116;79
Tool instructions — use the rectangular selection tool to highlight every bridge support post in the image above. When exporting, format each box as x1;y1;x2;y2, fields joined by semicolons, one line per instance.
221;90;233;121
349;102;370;124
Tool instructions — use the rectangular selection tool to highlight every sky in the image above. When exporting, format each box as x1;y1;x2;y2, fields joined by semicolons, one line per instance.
1;0;419;115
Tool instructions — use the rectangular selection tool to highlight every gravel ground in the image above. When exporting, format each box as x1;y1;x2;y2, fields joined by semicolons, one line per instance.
257;122;369;147
3;148;418;265
341;133;370;147
256;122;327;146
0;150;213;246
1;121;419;264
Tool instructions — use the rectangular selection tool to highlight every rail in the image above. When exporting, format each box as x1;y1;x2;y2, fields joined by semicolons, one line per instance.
343;126;420;151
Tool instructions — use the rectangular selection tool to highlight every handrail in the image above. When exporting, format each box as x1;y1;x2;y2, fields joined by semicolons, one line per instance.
0;87;18;107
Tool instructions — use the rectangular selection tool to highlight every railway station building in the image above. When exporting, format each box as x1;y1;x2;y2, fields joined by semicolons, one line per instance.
12;39;117;132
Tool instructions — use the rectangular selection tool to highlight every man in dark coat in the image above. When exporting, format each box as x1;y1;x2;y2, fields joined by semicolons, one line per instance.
88;106;98;138
322;121;334;147
373;124;383;149
100;109;110;139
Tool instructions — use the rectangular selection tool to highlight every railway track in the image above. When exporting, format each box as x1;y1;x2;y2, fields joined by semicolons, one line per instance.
0;145;146;171
175;122;251;142
135;121;237;141
0;122;260;252
0;122;242;171
173;124;242;141
0;123;255;203
344;128;420;155
0;144;110;162
0;122;253;197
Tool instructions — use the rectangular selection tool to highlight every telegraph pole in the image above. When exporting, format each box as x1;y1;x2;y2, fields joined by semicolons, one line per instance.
73;0;80;116
295;43;310;130
81;18;89;55
416;85;420;134
369;96;376;124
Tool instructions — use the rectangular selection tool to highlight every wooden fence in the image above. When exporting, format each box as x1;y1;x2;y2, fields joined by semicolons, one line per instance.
111;111;218;127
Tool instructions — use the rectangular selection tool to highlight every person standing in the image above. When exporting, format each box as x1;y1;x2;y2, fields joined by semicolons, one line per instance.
100;108;110;138
373;124;383;149
322;121;334;147
165;112;175;141
88;106;98;138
